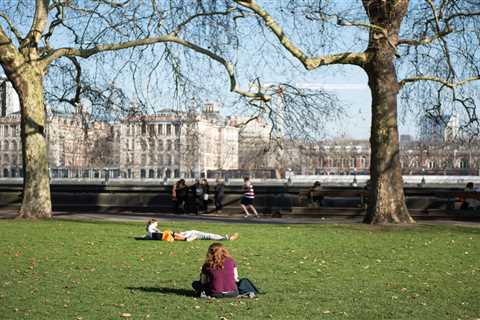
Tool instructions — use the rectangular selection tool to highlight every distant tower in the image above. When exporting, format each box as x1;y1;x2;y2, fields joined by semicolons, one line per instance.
418;113;448;144
444;113;459;142
0;77;21;117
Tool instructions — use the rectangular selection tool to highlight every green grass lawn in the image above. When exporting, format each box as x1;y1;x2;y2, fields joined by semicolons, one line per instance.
0;219;479;320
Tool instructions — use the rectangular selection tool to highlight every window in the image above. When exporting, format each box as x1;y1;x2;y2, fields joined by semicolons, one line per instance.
150;154;156;164
166;155;172;166
159;154;164;165
166;124;172;135
158;140;163;151
141;154;147;166
158;124;163;135
175;124;180;136
141;123;146;135
167;140;172;151
175;139;180;151
149;125;155;136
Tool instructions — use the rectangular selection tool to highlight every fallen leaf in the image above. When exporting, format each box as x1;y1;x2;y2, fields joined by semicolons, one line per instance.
120;313;132;318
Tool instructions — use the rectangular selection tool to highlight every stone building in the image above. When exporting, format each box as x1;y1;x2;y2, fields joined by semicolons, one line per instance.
112;103;239;179
281;139;371;175
0;113;21;177
2;77;478;178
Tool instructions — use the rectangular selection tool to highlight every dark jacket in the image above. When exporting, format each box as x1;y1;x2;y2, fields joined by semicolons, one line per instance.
215;183;225;198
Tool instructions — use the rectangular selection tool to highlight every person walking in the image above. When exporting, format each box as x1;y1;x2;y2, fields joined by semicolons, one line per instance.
214;178;225;213
240;176;259;218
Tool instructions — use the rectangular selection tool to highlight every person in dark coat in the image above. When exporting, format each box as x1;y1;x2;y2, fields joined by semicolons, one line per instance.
202;178;210;213
173;179;188;214
214;178;225;213
192;179;205;215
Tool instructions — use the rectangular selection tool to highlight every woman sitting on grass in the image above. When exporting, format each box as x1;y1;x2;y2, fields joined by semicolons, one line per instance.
192;243;239;298
145;219;239;241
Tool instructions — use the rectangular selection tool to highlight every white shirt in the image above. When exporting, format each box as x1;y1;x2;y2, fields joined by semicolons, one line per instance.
147;223;161;239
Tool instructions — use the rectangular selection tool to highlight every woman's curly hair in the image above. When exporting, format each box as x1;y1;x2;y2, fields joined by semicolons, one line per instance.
205;243;231;270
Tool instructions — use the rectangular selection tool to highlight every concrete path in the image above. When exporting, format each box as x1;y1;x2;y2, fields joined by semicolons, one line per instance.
1;209;480;228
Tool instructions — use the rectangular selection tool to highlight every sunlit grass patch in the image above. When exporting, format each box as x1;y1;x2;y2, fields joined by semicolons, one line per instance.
0;219;479;319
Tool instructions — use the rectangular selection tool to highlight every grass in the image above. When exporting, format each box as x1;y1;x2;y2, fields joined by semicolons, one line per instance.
0;219;479;320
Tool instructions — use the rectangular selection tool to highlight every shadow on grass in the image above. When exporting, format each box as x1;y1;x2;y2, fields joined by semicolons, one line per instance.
126;286;196;297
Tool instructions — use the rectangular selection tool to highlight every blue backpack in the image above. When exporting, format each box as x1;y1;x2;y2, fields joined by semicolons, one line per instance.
237;278;260;296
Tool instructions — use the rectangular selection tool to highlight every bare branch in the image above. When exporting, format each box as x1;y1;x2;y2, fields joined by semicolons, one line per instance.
44;34;270;102
0;11;23;43
399;75;480;88
234;0;368;69
170;10;234;36
22;0;49;49
398;29;452;46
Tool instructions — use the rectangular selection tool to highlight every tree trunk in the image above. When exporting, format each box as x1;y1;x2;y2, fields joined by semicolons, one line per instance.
362;0;414;224
9;69;52;219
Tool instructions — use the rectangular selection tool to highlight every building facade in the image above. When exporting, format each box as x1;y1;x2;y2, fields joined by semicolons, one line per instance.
113;105;239;179
1;78;479;179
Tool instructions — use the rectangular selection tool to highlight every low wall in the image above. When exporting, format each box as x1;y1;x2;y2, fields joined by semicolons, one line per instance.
0;180;473;215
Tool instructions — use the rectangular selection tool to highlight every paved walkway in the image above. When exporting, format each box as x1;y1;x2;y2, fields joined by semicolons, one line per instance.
1;209;480;228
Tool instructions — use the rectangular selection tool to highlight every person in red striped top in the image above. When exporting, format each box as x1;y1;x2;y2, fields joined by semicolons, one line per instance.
240;176;259;218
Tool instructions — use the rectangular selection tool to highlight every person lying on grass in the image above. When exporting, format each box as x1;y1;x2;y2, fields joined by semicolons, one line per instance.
192;242;239;298
145;219;239;242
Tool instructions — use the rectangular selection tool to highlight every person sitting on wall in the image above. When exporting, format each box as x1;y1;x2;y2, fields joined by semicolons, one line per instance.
460;182;480;210
308;181;323;207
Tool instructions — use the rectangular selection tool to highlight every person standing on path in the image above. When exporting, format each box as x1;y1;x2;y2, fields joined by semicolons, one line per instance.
240;176;259;218
214;178;225;213
173;179;188;214
191;179;205;215
202;178;210;213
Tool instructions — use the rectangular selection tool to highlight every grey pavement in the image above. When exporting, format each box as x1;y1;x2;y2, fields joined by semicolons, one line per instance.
1;209;480;228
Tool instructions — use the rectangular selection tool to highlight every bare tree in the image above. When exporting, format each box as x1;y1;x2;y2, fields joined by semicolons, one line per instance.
232;0;480;224
1;1;339;218
8;0;467;224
